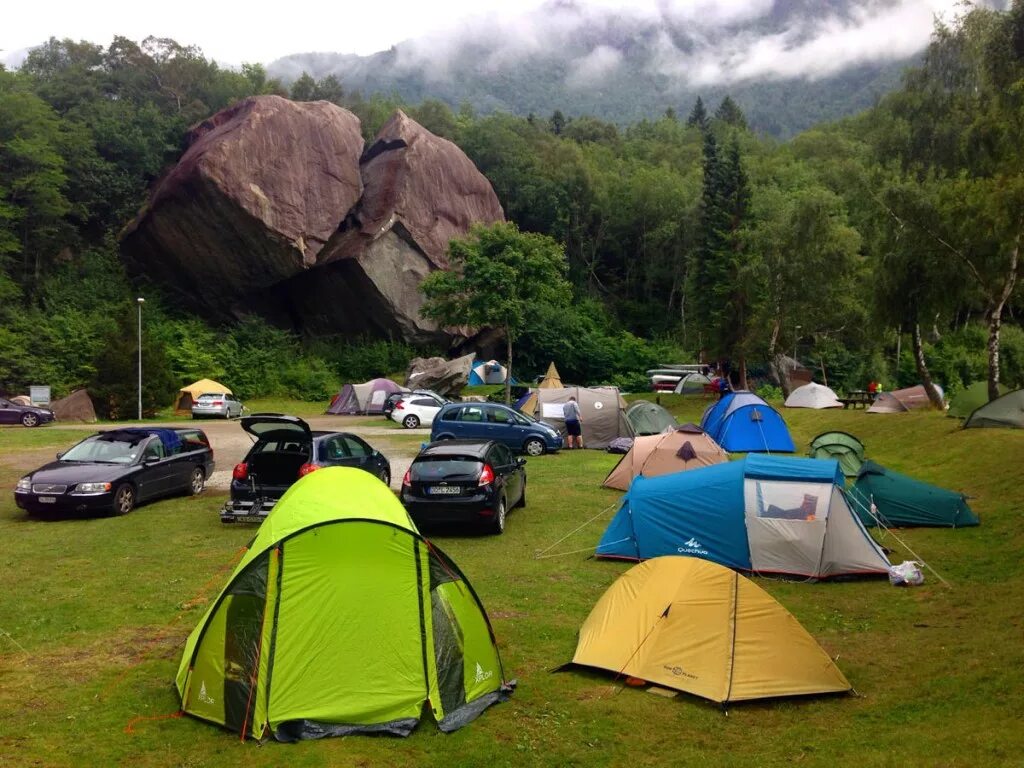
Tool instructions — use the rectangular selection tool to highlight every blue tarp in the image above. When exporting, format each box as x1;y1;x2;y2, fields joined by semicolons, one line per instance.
102;427;182;455
700;392;795;452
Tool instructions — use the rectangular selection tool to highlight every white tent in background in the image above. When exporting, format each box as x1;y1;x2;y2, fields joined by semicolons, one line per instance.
784;382;843;409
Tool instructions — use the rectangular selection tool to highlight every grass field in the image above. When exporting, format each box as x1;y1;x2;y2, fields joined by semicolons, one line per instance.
1;398;1022;767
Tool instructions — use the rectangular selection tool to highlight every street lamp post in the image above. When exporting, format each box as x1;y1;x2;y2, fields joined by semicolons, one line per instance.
793;325;802;361
137;297;145;420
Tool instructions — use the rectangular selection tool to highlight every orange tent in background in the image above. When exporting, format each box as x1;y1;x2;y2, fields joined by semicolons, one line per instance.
602;423;728;491
174;379;233;414
538;362;562;389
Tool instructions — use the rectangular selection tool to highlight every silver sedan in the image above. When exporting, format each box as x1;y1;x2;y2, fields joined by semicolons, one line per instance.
191;393;244;419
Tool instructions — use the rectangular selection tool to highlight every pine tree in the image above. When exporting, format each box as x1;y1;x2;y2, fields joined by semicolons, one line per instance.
714;96;748;130
686;96;708;131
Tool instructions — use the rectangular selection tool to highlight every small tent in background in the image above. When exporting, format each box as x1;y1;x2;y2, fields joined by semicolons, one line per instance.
673;372;712;395
850;461;979;528
597;455;890;579
700;391;795;453
784;382;843;409
963;388;1024;429
947;381;1009;419
538;362;562;389
808;431;865;478
327;378;404;415
867;384;942;413
50;389;97;423
176;468;512;740
624;401;677;436
516;363;564;415
603;424;727;491
532;387;633;449
10;395;31;406
468;359;509;386
564;557;852;704
175;379;232;414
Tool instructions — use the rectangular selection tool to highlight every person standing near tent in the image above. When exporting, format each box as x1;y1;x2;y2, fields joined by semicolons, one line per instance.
563;396;583;449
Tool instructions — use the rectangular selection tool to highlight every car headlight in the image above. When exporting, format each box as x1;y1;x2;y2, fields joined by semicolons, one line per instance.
16;477;31;492
73;482;112;494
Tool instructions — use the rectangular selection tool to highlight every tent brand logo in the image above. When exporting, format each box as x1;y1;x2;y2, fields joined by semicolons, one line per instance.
474;663;493;684
678;537;709;555
663;665;698;680
198;681;215;705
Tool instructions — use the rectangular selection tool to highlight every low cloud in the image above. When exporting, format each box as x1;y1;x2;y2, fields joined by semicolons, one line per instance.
391;0;968;88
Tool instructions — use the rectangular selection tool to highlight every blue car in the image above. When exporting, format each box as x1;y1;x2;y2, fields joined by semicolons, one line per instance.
430;402;562;456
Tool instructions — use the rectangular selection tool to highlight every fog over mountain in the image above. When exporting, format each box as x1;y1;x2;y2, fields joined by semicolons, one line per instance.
269;0;1004;137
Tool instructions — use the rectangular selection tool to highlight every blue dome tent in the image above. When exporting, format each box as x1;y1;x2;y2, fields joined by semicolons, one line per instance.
595;455;890;580
700;391;795;452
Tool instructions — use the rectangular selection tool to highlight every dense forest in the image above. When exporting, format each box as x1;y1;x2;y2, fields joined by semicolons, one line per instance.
1;4;1023;416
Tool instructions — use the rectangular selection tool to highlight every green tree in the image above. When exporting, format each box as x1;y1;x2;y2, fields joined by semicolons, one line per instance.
420;222;572;403
290;72;317;101
686;96;708;131
714;96;748;130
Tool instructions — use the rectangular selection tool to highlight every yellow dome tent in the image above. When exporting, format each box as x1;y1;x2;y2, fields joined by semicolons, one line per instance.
174;379;233;414
565;557;851;704
517;362;564;415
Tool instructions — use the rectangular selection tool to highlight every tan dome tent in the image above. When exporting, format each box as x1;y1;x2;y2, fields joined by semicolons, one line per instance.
603;424;728;491
50;389;97;423
532;386;633;450
564;557;851;704
10;395;31;406
784;382;843;409
964;388;1024;429
867;385;942;413
175;379;232;414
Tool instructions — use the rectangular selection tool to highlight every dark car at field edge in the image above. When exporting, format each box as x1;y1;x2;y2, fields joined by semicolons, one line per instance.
0;397;55;428
221;413;391;523
14;427;214;516
401;439;526;534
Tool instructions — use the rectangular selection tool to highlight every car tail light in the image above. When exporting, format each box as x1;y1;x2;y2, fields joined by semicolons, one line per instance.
210;400;224;406
402;469;411;487
479;464;495;486
395;401;405;410
232;462;248;481
298;463;320;478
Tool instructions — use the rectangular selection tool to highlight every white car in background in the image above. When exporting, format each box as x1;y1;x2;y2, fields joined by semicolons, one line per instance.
390;393;446;429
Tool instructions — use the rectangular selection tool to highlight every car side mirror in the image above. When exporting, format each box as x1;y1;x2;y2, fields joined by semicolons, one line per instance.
517;457;527;466
143;457;159;466
56;451;64;460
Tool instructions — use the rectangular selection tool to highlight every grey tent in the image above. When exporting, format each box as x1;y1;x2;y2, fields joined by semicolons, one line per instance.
964;388;1024;429
532;387;633;449
808;431;865;478
625;401;677;436
673;373;712;395
867;385;942;413
947;381;1009;419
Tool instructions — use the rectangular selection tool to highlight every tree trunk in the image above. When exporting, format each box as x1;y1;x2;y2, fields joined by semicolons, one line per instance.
504;326;512;405
912;323;944;409
738;356;748;391
984;230;1020;401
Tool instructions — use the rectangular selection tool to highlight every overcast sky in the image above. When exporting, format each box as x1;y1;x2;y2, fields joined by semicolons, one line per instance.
3;0;973;80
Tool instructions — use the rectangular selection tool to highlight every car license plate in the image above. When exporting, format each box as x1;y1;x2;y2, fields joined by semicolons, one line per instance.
235;515;265;523
428;486;460;495
38;497;56;504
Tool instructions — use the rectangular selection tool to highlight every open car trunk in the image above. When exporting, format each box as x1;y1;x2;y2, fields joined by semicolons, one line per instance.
247;447;311;488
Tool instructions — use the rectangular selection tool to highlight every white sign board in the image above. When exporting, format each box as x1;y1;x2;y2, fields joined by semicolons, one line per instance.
541;403;564;419
30;386;51;407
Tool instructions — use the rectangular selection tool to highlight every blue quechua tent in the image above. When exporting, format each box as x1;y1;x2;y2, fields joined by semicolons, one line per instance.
700;391;795;453
596;455;890;580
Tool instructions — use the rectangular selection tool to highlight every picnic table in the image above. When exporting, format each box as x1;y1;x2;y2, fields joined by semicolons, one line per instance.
838;390;875;409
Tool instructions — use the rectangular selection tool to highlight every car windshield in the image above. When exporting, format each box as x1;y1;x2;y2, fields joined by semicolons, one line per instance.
411;457;483;480
197;394;224;401
61;435;148;464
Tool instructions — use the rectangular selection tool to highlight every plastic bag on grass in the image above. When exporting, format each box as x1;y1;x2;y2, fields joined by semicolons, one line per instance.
888;560;924;586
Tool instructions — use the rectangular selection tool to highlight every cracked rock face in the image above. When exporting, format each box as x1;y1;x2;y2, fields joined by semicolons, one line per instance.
121;97;504;345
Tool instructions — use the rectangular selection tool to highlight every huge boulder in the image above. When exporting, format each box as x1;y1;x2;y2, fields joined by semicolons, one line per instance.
405;354;476;396
121;98;504;345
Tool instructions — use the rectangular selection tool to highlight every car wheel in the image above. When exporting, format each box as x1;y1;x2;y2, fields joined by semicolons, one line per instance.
379;468;391;488
523;438;545;457
111;484;136;516
188;467;205;495
21;412;39;428
489;497;507;535
516;481;527;508
402;414;421;429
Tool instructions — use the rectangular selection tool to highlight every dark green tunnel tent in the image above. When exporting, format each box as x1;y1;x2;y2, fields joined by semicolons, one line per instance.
625;400;677;436
850;461;978;528
947;381;1009;419
175;467;512;741
963;388;1024;429
808;431;865;478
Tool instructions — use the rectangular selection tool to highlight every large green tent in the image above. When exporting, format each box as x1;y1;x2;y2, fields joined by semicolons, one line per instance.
964;388;1024;429
947;381;1009;419
850;461;978;528
625;400;677;436
808;431;865;478
176;467;512;741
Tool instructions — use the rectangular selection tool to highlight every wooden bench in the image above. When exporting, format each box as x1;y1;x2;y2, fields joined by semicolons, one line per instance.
838;391;874;409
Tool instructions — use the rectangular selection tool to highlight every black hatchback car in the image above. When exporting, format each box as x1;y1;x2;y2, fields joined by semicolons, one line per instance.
221;413;391;523
0;397;55;428
14;427;214;516
401;439;526;534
